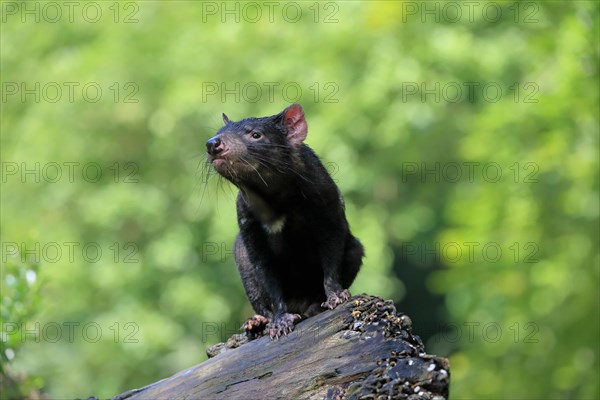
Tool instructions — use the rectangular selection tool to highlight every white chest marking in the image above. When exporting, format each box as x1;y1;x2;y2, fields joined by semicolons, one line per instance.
262;216;286;234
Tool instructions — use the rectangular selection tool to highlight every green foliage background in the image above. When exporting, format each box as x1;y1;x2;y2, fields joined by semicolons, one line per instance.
1;1;598;398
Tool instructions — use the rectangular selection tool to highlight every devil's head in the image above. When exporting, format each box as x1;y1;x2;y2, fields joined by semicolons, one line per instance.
206;104;308;186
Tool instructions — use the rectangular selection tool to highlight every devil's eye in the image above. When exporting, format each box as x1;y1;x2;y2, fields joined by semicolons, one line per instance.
251;132;262;139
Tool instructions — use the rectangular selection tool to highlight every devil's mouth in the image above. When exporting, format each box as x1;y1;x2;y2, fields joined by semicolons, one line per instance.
210;157;230;170
210;155;239;171
208;150;230;164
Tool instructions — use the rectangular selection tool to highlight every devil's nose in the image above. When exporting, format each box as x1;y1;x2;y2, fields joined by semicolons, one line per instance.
206;137;222;155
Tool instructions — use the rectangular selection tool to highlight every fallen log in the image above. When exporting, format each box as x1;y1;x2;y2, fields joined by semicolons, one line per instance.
110;294;450;400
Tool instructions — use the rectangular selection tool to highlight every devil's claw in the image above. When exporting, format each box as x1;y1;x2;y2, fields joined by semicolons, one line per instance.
241;314;270;334
269;313;301;339
321;289;351;309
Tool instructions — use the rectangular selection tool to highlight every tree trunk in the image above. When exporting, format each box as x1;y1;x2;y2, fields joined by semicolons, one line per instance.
110;294;450;400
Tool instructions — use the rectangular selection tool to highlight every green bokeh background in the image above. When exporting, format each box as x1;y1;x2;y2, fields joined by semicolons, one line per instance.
1;1;598;398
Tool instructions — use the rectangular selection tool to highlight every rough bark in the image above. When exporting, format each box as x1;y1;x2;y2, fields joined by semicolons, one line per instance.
110;294;450;400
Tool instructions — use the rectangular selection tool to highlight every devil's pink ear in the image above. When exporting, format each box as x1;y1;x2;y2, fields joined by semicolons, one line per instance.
222;113;231;125
281;104;307;147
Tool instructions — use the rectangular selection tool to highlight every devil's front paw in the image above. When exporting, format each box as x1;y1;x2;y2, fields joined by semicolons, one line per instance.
321;289;351;310
269;313;301;339
241;314;270;336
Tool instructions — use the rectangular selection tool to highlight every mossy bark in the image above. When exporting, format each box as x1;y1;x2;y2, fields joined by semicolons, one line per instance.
111;294;450;400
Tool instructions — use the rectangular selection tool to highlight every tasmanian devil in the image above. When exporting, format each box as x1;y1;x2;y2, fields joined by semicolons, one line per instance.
206;104;364;338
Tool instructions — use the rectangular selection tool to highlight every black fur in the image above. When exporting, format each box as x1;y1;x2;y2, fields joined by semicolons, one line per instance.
206;104;364;338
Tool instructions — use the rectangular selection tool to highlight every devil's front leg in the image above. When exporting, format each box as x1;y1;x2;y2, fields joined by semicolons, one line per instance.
317;224;352;310
234;235;300;338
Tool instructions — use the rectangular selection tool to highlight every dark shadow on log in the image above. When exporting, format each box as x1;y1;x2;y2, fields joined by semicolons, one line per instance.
110;294;450;400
